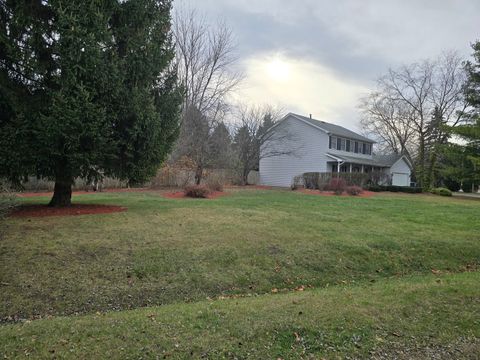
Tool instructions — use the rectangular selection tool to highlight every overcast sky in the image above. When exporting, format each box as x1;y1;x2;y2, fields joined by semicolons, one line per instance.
177;0;479;131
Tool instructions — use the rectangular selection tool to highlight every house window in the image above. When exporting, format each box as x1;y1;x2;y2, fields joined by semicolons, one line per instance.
330;136;337;150
340;138;346;151
365;143;371;155
336;138;342;150
346;140;351;152
362;143;366;154
354;141;359;153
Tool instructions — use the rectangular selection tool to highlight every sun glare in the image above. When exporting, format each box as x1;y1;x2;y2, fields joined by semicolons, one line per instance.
266;57;290;82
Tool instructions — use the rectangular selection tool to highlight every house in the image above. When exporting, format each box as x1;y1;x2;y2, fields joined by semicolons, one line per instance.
259;113;412;187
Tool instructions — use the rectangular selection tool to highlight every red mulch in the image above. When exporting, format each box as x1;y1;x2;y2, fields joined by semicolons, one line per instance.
17;188;150;198
297;188;376;198
162;191;227;200
10;204;127;218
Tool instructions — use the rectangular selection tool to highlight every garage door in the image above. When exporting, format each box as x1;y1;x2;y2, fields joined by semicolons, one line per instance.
392;173;409;186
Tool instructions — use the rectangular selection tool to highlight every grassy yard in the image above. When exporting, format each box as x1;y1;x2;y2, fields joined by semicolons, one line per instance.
1;188;479;358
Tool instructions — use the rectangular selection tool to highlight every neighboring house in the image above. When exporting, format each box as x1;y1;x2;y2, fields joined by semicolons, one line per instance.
259;113;412;187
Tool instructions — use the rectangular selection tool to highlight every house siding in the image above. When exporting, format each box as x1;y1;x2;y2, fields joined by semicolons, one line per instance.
259;115;330;187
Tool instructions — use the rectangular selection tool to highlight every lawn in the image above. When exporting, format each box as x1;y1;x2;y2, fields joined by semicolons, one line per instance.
1;188;479;358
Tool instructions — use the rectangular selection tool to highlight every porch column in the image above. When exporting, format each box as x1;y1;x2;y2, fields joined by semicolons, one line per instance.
349;163;352;173
361;164;364;173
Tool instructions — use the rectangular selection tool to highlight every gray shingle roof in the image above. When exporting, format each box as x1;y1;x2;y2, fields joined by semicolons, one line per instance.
327;153;404;167
290;113;374;143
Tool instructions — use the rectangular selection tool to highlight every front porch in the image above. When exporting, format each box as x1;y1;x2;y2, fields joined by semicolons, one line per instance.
326;152;390;174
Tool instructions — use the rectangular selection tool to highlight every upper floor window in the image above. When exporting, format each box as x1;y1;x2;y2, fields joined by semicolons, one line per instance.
330;136;372;155
330;136;337;150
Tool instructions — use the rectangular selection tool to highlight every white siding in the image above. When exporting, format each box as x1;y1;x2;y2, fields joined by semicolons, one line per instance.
388;158;411;186
259;116;331;187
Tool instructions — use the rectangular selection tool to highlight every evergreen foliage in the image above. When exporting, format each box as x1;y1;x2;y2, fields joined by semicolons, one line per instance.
0;0;182;206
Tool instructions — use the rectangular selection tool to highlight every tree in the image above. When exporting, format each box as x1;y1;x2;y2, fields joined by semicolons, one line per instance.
0;0;182;206
208;122;233;169
444;41;480;190
171;7;242;183
360;52;467;188
233;105;295;185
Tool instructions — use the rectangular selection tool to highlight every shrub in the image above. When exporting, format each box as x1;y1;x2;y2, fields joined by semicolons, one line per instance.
291;175;304;190
303;172;320;189
184;185;210;198
366;185;423;193
346;185;363;196
431;187;452;197
206;177;224;192
328;178;347;195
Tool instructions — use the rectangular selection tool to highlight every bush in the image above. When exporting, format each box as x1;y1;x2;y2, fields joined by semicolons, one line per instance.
346;185;363;196
328;178;347;195
366;185;423;193
184;185;210;198
303;172;320;189
431;187;452;197
206;177;224;192
291;175;304;190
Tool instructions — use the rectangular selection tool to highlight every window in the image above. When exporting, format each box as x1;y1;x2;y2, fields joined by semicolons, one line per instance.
346;140;351;152
330;136;337;149
362;143;367;154
354;141;359;153
340;138;346;151
365;143;371;155
337;138;341;150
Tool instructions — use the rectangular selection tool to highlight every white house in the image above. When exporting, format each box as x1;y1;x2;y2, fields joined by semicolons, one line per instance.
259;113;412;187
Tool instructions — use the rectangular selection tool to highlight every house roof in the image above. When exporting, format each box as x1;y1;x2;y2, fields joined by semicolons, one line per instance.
290;113;374;143
327;153;408;168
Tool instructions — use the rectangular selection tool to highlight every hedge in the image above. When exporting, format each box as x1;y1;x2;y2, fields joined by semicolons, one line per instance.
367;185;423;193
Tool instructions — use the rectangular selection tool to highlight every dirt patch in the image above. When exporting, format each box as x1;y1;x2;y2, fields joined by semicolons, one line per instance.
10;204;127;218
162;191;227;200
297;188;376;198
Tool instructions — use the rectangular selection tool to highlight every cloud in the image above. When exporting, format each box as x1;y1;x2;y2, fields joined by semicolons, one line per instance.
177;0;480;127
233;52;367;128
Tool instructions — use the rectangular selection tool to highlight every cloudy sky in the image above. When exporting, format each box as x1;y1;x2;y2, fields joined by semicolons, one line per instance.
178;0;479;131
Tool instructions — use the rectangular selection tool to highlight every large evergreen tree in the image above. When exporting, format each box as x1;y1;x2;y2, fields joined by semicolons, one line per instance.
448;41;480;189
0;0;182;206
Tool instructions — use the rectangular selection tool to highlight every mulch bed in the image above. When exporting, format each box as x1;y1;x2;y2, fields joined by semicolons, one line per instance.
17;188;150;198
162;191;227;200
297;188;376;198
10;204;127;218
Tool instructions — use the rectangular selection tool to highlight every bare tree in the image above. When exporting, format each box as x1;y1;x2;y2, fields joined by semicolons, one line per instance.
360;52;467;187
360;93;416;159
171;7;243;183
233;105;299;185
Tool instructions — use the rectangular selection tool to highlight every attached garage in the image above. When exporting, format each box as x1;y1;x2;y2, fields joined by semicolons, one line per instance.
392;172;410;186
388;157;412;187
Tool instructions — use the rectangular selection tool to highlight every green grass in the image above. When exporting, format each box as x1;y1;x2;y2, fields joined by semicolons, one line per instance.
1;189;479;357
1;272;479;358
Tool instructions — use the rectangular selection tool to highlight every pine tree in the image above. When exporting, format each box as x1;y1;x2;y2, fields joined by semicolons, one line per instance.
0;0;182;206
450;41;480;189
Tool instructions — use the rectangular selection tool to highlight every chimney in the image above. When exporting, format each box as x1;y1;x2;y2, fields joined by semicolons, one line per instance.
309;114;312;119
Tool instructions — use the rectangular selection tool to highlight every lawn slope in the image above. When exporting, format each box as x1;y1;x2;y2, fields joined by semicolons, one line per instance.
1;272;479;359
1;190;479;321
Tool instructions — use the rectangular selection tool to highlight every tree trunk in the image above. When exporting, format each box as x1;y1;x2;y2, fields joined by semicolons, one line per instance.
426;151;438;189
194;164;203;185
49;179;73;207
242;168;249;186
418;136;426;188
